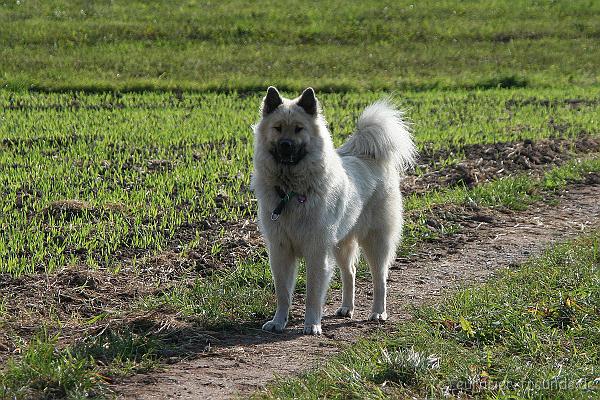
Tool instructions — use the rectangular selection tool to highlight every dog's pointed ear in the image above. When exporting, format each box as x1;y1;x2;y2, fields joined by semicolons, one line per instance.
262;86;283;115
297;87;317;116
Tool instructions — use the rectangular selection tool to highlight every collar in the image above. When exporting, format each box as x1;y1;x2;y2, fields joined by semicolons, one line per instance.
271;186;307;221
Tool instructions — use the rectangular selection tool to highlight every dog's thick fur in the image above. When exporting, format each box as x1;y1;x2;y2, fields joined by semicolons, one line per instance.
252;87;416;335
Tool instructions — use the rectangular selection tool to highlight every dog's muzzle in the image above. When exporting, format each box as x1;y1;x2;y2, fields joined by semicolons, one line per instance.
271;140;307;165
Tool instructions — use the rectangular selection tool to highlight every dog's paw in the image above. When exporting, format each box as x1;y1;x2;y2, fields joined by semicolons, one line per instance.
368;311;388;322
262;319;286;333
303;324;322;335
335;306;354;318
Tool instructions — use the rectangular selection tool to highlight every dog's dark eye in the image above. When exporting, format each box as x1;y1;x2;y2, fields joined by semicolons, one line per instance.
295;126;303;133
274;126;282;133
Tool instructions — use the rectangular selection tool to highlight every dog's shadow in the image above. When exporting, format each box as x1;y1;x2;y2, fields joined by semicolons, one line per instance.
234;313;381;340
140;314;388;363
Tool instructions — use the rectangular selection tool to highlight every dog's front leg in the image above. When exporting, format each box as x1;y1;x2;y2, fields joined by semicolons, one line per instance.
304;251;333;335
262;245;297;333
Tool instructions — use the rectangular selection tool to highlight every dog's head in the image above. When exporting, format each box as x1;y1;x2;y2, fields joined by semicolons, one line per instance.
255;86;324;166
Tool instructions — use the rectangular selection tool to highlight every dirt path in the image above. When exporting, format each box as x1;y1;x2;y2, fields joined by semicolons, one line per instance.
115;183;600;399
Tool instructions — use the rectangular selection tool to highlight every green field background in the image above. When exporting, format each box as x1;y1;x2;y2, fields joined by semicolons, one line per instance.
1;0;599;91
0;0;599;275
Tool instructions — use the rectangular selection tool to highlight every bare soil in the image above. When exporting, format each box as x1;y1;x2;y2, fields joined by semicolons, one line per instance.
406;135;600;193
0;217;262;359
115;183;600;399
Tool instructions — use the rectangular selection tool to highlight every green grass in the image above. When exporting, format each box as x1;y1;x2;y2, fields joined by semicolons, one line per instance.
0;331;105;400
1;87;598;275
1;0;599;92
257;231;600;399
0;326;165;399
75;328;160;378
141;260;276;329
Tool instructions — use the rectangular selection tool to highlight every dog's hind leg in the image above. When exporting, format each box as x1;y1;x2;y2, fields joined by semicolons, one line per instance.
304;251;334;335
334;238;359;318
262;245;297;333
361;232;397;321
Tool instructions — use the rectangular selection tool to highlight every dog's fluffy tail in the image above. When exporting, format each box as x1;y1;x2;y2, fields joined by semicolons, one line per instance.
338;100;417;172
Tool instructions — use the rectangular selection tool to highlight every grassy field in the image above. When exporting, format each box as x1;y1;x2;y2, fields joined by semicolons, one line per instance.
1;88;599;275
1;0;600;398
1;0;599;91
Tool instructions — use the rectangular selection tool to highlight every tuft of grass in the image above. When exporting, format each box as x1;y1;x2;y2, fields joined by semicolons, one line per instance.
0;331;106;400
257;231;600;399
143;260;276;329
0;326;168;399
76;329;160;378
372;347;438;387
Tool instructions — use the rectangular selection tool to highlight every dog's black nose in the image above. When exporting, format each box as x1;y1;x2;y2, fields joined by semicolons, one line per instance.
277;139;294;156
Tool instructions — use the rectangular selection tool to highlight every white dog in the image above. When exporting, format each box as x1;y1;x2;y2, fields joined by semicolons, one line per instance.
252;87;416;335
